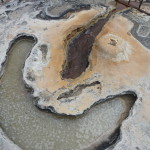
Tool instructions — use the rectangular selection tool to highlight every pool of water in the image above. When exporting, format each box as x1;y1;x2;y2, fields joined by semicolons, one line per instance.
0;38;135;150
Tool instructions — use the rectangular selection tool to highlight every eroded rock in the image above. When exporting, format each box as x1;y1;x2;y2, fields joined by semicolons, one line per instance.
23;11;150;116
23;6;150;149
0;0;150;150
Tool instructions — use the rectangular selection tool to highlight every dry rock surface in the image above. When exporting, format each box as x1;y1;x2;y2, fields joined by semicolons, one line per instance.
0;0;150;150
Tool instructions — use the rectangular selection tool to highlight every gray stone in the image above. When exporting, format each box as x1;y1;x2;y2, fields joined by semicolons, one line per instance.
137;25;150;37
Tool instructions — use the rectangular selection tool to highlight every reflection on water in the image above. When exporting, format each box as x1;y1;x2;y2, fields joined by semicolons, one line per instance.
0;39;135;150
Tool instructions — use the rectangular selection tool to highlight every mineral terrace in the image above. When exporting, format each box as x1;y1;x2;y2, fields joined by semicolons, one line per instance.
0;0;150;150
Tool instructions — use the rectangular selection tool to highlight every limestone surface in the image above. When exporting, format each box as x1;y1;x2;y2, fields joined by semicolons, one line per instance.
0;0;150;150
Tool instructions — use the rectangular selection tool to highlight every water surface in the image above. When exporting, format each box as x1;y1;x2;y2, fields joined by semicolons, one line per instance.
0;39;135;150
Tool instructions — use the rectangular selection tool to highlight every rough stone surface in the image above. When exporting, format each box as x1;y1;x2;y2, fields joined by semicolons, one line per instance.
137;25;150;37
0;0;150;150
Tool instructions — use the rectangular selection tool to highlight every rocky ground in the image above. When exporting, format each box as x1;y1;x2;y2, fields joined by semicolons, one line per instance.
0;0;150;150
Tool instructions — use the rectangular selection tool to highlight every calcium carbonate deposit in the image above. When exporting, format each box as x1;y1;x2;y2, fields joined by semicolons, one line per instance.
0;0;150;150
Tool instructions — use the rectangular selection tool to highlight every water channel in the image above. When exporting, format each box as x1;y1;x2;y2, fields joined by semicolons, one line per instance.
0;37;136;150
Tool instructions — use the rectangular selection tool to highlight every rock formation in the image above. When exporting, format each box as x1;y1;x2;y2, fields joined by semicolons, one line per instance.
0;0;150;150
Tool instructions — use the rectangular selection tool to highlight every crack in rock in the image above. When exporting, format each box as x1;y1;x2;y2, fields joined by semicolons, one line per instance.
57;81;101;100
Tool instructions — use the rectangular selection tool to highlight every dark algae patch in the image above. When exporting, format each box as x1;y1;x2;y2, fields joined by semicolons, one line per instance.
61;2;130;79
61;11;113;79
